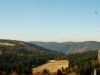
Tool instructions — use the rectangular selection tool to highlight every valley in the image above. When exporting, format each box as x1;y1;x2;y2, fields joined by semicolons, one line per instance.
0;39;99;75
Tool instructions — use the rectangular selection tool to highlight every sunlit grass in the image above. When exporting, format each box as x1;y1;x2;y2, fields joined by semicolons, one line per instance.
0;43;15;46
33;60;69;73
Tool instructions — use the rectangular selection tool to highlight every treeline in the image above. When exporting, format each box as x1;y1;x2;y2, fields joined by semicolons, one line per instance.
0;39;64;75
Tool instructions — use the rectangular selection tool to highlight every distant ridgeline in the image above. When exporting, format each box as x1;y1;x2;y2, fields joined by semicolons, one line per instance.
0;39;64;75
30;41;100;53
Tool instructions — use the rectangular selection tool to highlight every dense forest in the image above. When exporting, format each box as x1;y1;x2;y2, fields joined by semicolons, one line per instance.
0;39;64;75
65;51;99;75
30;41;100;53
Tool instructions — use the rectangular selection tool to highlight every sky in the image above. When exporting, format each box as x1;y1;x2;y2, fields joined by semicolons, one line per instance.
0;0;100;42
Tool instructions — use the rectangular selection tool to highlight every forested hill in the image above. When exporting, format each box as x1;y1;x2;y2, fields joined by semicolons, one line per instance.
30;41;100;53
0;39;64;75
0;39;46;50
65;51;99;75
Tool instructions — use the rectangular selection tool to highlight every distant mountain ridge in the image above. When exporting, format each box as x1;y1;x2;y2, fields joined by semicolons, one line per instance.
29;41;100;53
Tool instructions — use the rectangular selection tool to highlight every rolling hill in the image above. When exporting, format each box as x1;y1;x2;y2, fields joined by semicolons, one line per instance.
0;39;64;75
29;41;100;53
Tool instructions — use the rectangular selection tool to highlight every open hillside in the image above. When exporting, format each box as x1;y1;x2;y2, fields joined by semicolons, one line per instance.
30;41;100;53
0;39;64;75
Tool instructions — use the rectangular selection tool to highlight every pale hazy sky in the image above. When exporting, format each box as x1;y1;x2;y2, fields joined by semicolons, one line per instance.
0;0;100;42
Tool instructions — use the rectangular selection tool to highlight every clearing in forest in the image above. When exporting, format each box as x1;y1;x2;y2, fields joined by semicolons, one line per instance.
0;43;15;46
33;60;69;73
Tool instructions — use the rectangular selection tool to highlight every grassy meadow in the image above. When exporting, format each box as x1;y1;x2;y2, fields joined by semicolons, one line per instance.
33;60;69;73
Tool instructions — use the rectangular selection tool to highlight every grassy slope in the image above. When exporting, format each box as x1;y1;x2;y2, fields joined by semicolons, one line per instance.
33;60;69;73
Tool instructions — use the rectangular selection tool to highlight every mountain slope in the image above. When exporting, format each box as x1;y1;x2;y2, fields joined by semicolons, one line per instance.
0;39;64;74
29;41;100;53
